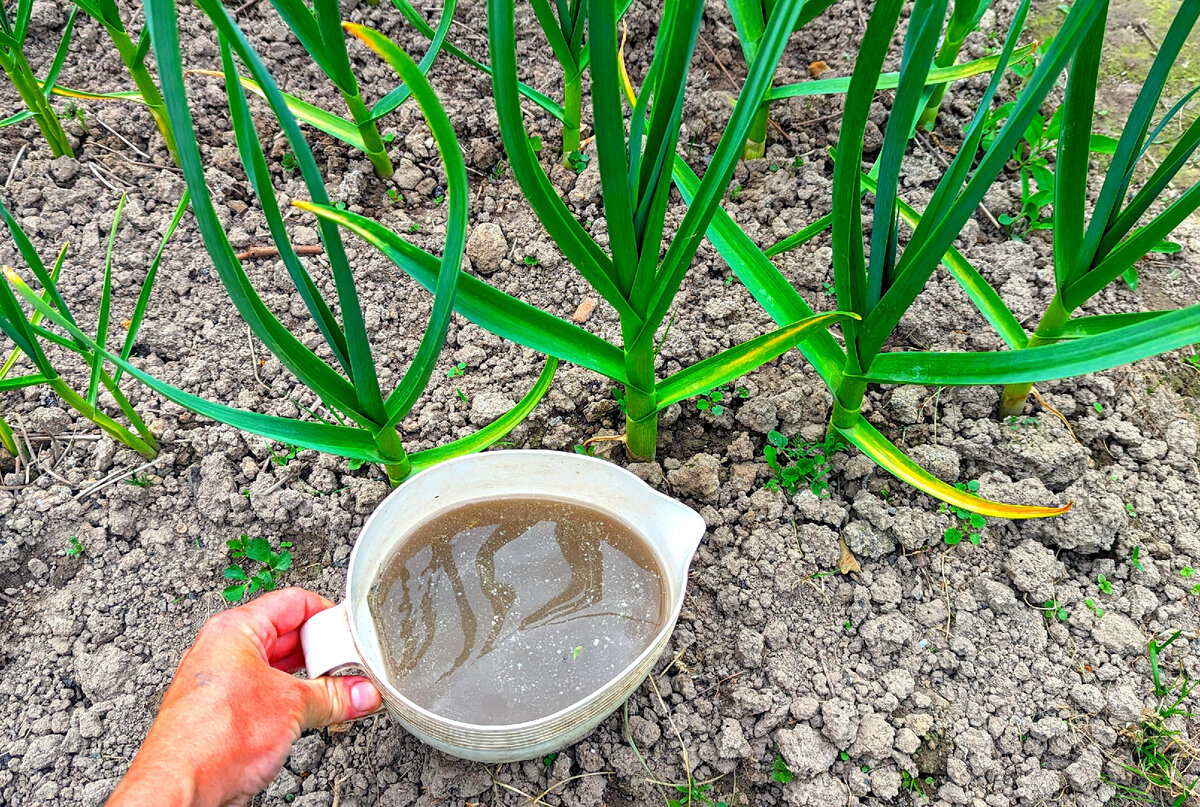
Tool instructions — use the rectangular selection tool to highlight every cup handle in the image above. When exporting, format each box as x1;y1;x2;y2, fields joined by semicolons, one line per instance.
301;602;362;678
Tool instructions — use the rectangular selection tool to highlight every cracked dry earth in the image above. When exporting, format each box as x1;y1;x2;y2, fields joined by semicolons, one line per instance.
1;0;1199;805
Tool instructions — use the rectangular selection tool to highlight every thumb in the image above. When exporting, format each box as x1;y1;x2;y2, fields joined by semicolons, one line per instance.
298;675;383;729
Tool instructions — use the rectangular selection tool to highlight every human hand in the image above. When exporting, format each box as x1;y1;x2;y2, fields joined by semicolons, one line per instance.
107;588;382;807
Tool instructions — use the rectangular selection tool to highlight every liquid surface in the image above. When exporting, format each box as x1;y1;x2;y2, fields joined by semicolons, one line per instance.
368;498;666;725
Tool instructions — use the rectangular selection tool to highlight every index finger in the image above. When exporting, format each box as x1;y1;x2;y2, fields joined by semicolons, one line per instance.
236;587;336;645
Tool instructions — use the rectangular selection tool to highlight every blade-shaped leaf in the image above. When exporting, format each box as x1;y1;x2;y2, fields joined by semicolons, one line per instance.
389;0;565;121
407;357;559;474
901;0;1031;247
88;194;126;406
836;415;1071;518
671;156;847;385
636;0;810;348
202;8;387;425
588;0;639;296
1052;7;1105;290
266;0;338;83
343;23;465;428
42;7;78;99
189;70;367;150
1081;1;1200;262
311;0;359;93
5;267;386;461
1101;113;1200;255
654;311;858;410
864;0;948;311
0;241;66;380
297;200;627;381
486;0;633;321
117;192;189;383
864;299;1200;385
725;0;765;65
768;43;1036;100
831;0;902;330
369;0;457;119
1065;180;1200;309
0;371;47;391
144;0;370;424
859;0;1104;363
856;171;1027;349
765;212;832;258
1052;310;1172;339
219;42;351;375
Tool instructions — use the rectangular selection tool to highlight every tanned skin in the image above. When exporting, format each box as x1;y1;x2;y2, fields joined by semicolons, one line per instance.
107;588;382;807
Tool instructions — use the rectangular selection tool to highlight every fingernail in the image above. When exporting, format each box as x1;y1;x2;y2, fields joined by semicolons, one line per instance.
351;681;378;713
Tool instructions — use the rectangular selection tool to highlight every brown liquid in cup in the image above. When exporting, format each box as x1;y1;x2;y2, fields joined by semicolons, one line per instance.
367;497;666;725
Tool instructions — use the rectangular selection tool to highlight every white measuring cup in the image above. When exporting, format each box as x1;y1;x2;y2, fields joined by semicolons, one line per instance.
300;449;705;763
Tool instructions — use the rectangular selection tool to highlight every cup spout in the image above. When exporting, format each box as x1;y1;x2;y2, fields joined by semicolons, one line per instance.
646;495;707;583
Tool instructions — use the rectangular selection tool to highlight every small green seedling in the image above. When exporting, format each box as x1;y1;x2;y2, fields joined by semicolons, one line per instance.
942;481;986;546
573;443;596;456
523;255;538;266
1126;502;1138;518
695;388;726;416
611;386;627;412
1085;598;1105;618
268;443;300;467
1043;599;1070;622
839;751;850;761
771;755;794;784
408;223;421;233
1094;402;1104;414
62;102;88;134
667;782;725;807
1182;567;1195;579
123;474;152;488
542;752;557;766
901;770;932;798
66;536;84;557
223;534;292;601
1098;574;1113;594
729;184;742;201
764;430;846;498
528;135;543;153
1133;546;1145;572
280;151;297;172
455;388;469;405
386;188;401;204
447;362;466;378
571;645;582;659
1102;631;1198;802
981;100;1117;242
566;149;589;173
1005;415;1038;430
334;200;347;211
433;194;445;205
